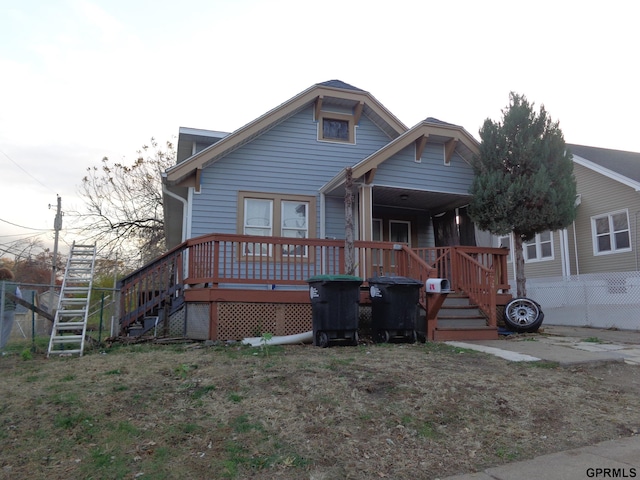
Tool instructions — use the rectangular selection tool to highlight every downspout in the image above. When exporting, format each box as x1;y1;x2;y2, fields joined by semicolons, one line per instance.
161;176;188;243
162;177;189;280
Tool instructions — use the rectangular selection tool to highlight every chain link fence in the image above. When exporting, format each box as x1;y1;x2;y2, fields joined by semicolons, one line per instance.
6;282;119;344
527;272;640;331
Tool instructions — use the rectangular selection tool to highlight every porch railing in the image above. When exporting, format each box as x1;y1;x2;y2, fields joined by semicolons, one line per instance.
413;246;509;325
118;234;509;334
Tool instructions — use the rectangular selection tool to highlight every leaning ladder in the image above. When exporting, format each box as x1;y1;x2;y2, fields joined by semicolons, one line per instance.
47;243;97;357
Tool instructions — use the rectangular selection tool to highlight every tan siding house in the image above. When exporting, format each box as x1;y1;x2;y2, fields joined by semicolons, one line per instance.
503;144;640;282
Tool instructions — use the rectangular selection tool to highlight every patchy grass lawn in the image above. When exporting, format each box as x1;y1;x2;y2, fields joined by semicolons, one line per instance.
2;338;640;479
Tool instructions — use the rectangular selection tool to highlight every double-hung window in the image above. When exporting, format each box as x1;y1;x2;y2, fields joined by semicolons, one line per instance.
524;231;553;262
240;192;315;257
592;210;631;255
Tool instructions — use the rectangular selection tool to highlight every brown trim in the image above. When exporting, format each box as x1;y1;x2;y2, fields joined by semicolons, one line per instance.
353;101;364;124
444;138;458;165
364;168;376;184
415;135;428;162
314;96;323;120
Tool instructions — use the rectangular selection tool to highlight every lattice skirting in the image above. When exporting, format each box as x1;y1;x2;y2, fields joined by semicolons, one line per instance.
180;302;376;342
216;302;312;341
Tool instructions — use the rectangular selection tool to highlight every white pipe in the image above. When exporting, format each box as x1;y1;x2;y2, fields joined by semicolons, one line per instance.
162;182;188;243
242;331;313;347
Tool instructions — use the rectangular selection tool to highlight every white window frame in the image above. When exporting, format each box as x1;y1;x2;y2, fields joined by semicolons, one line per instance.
281;200;309;257
524;231;554;263
389;220;411;246
591;209;632;256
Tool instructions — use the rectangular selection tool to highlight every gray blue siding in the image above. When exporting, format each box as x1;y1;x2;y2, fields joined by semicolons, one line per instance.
191;106;392;238
373;143;474;194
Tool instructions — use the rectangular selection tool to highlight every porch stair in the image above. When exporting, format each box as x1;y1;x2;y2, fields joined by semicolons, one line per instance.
432;293;498;341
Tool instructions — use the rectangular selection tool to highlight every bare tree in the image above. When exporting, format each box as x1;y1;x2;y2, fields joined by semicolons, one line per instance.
73;138;175;269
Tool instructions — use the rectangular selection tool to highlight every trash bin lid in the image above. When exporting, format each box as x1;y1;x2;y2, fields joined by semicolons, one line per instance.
367;275;422;286
306;274;363;283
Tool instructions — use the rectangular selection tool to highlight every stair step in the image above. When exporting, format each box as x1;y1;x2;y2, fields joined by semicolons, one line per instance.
49;349;83;355
54;322;86;329
438;318;488;328
434;326;499;341
51;335;84;343
60;298;89;304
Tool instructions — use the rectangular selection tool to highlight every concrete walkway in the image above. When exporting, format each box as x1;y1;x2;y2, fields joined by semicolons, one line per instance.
447;325;640;366
441;436;639;480
440;325;640;480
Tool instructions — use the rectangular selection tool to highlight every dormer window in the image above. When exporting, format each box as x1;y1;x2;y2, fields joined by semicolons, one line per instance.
315;96;359;144
318;112;355;143
323;118;349;141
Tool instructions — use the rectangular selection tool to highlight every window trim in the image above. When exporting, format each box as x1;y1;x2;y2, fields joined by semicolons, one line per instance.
238;191;316;259
317;111;356;144
523;231;554;263
591;209;632;256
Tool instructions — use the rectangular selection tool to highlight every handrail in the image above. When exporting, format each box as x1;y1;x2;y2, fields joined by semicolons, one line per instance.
453;249;497;328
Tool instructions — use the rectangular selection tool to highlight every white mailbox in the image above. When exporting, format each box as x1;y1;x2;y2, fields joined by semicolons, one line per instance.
425;278;450;293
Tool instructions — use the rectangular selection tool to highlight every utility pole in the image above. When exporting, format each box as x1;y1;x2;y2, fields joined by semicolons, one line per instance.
49;195;62;312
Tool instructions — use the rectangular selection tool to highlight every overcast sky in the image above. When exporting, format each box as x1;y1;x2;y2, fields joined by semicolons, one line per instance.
1;0;638;255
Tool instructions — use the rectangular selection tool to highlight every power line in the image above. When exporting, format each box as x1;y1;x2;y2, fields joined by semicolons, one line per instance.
0;146;57;193
0;217;51;232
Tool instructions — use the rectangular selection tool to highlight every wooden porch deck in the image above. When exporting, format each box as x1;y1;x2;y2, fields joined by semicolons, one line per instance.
117;234;512;342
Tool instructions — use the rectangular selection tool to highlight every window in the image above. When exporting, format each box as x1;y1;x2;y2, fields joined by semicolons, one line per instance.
524;231;553;262
239;192;315;257
389;220;411;245
499;235;512;262
322;119;349;141
592;210;631;255
318;112;355;143
281;201;309;256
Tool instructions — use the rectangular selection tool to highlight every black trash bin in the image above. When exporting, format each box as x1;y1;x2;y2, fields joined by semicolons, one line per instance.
306;275;362;347
367;276;422;343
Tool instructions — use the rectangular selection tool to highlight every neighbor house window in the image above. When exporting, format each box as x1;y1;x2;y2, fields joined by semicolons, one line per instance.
524;231;553;262
592;210;631;255
318;112;355;143
239;192;316;257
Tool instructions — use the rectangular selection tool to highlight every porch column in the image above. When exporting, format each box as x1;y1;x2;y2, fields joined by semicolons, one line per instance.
359;184;373;279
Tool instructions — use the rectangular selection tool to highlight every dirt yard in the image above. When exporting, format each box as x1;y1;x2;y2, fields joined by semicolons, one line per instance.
1;337;640;479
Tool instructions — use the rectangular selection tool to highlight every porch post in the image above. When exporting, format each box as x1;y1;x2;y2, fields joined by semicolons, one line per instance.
359;184;373;279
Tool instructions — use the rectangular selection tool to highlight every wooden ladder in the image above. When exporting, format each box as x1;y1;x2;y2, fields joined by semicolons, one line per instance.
47;243;97;357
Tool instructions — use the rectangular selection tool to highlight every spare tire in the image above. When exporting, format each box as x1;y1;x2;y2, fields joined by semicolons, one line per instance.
504;298;544;333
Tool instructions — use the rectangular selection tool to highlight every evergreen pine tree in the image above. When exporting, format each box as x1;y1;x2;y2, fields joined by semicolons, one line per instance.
468;93;577;296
